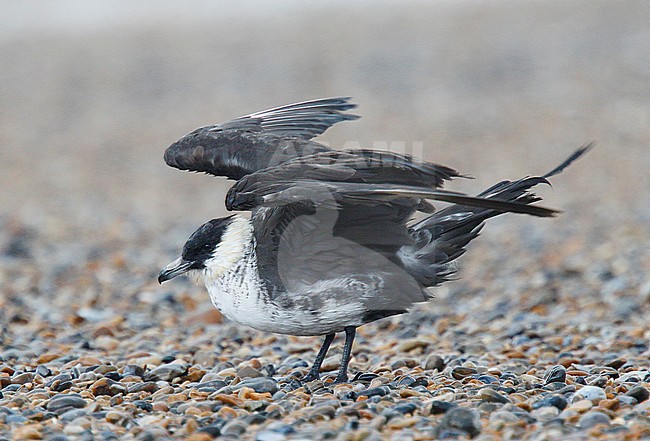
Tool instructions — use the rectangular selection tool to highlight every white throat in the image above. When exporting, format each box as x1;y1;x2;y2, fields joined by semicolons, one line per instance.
202;215;253;283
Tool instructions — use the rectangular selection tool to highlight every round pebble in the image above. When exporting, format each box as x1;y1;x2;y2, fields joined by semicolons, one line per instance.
436;407;482;438
574;386;607;404
478;388;510;404
578;411;611;429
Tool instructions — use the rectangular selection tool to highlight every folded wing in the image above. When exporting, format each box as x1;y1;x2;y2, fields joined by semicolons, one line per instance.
226;150;559;217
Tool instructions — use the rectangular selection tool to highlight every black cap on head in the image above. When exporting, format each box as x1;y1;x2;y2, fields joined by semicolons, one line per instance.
158;216;234;283
181;216;234;263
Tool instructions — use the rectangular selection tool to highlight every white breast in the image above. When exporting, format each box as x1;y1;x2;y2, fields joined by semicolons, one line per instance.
199;215;367;335
204;246;367;336
204;244;273;330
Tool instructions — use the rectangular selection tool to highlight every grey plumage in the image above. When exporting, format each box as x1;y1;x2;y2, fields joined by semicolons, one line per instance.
159;97;591;383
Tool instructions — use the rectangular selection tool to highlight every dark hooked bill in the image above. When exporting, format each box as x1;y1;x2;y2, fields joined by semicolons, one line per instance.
158;257;193;284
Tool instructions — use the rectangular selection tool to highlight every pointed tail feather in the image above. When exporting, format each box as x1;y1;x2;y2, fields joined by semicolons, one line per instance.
399;145;592;287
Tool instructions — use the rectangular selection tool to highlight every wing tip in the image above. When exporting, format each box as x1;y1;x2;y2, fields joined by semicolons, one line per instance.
543;141;594;179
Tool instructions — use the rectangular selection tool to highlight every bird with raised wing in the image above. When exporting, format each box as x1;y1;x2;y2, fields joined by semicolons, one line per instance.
159;97;591;383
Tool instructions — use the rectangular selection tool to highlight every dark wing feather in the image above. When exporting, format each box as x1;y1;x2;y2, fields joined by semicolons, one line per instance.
225;149;463;209
400;145;592;286
217;97;360;139
163;97;358;180
269;150;463;188
252;203;428;315
226;150;559;218
230;180;558;217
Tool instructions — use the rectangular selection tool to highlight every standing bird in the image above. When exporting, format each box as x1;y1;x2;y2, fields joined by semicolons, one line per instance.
159;98;590;383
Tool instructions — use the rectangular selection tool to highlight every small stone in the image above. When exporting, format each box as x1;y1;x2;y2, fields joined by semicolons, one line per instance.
218;406;239;419
186;417;199;434
11;372;34;384
144;363;188;382
183;406;203;416
309;404;337;419
0;364;16;375
152;402;169;412
37;353;61;364
196;425;222;438
183;369;206;382
166;393;188;404
53;380;73;392
619;371;646;382
75;356;102;366
212;394;244;407
578;411;610;429
255;431;287;441
90;378;127;396
533;395;568;411
430;400;458;415
105;411;128;423
237;366;263;378
598;398;620;410
436;407;481;438
233;378;279;394
424;354;445;372
396;376;416;387
59;408;88;423
476;374;499;384
450;366;477;380
544;365;566;384
95;336;120;351
183;308;223;325
35;365;52;377
47;394;87;413
221;420;247;436
531;405;559;422
397;339;429;352
199;373;223;383
123;365;145;378
587;376;608;387
617;395;637;406
489;411;519;424
63;424;89;436
625;386;649;403
11;426;42;440
574;386;607;404
386;416;419;429
570;399;593;413
359;386;390;398
478;388;510;404
133;400;153;412
636;400;650;412
127;382;159;394
392;402;418;415
195;380;229;393
555;385;576;394
152;386;175;399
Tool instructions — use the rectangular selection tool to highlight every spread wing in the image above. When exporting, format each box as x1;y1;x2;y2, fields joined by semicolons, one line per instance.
216;97;360;139
163;97;359;180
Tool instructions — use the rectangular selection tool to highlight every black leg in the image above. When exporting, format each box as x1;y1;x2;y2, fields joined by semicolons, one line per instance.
334;326;356;384
303;333;335;382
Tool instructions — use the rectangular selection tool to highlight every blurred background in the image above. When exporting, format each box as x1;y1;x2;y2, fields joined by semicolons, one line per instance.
0;0;648;320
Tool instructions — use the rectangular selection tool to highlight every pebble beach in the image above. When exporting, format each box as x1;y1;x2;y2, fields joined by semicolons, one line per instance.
1;1;649;439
